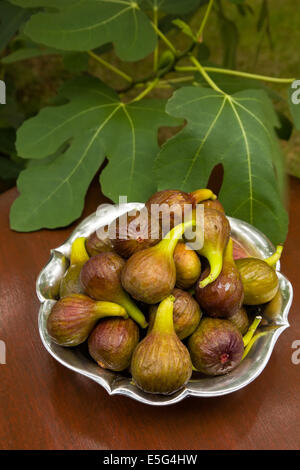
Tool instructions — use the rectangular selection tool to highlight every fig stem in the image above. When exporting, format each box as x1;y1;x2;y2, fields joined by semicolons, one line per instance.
242;332;268;360
224;238;233;262
159;219;195;256
264;245;283;268
94;301;128;319
152;295;175;335
199;250;223;288
121;294;148;328
243;315;262;347
70;237;89;266
190;188;217;204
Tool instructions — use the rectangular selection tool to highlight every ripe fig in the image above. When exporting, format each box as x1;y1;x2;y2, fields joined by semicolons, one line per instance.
195;208;230;288
188;318;244;376
60;237;89;298
235;245;283;305
232;238;250;259
80;252;147;328
148;288;202;340
47;294;127;347
85;227;113;256
195;238;243;318
121;219;194;304
202;199;225;213
173;242;201;289
228;307;249;335
88;317;139;371
131;296;192;394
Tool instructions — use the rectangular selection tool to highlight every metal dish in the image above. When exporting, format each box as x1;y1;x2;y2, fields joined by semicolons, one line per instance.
37;203;293;406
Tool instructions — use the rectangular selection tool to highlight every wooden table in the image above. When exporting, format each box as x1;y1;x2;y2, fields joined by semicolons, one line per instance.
0;177;299;451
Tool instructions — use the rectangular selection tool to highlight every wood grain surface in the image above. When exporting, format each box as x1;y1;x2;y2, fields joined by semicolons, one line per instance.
0;177;299;450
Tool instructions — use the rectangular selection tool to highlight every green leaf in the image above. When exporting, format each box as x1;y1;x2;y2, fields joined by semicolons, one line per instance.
2;46;57;63
141;0;204;14
10;76;180;231
172;19;195;40
155;86;288;245
19;0;157;61
0;0;31;52
289;80;300;130
217;11;239;68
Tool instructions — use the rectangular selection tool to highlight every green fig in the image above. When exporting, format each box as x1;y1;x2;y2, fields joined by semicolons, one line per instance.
85;227;113;256
195;238;243;318
173;242;201;289
228;307;249;335
121;219;195;304
235;245;282;305
80;252;147;328
131;296;193;394
148;288;202;340
188;318;244;376
194;208;230;288
88;317;139;371
60;237;89;298
47;294;127;346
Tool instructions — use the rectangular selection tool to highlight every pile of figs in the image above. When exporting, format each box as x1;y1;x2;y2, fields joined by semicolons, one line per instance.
47;188;283;395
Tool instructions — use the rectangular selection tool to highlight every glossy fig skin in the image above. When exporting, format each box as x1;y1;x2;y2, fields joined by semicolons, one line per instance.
188;318;244;376
195;239;244;318
85;228;113;257
235;258;279;305
80;252;147;328
88;318;139;371
195;208;231;288
121;245;176;304
110;209;160;259
203;199;225;213
47;294;127;347
228;307;249;335
60;265;84;298
149;289;202;340
174;242;201;289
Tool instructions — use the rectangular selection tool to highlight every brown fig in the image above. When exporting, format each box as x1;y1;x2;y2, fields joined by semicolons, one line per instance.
228;307;249;335
80;252;147;328
149;288;201;340
88;317;139;371
202;199;225;213
60;237;89;298
173;242;201;289
194;208;230;288
188;318;244;376
85;227;113;256
195;238;243;318
47;294;127;346
121;219;194;304
235;245;282;305
131;296;192;394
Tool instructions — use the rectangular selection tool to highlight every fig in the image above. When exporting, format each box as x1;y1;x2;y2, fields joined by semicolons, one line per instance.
121;219;194;304
60;237;89;298
47;294;127;346
195;208;230;288
85;227;113;256
80;252;147;328
131;296;192;394
232;238;250;260
228;307;249;335
148;288;202;340
88;317;139;371
202;199;225;213
188;318;244;376
195;238;243;317
173;242;201;289
235;245;283;305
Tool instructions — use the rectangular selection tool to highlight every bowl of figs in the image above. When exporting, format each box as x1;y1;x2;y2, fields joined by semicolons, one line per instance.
37;188;293;405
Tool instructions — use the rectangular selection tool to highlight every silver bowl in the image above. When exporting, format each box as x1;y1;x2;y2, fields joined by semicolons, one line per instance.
37;203;293;406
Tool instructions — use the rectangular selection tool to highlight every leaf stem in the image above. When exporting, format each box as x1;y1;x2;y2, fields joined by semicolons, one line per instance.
197;0;214;40
153;5;159;72
243;316;262;347
189;55;224;94
175;64;296;84
150;21;177;56
88;50;132;83
131;78;159;102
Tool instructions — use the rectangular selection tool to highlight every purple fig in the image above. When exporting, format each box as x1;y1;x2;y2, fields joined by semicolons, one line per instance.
85;227;113;256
